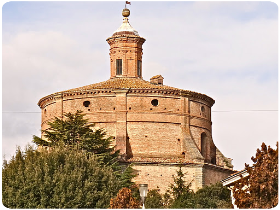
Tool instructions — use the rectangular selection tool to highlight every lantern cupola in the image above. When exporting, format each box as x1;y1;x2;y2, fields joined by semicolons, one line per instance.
106;8;145;79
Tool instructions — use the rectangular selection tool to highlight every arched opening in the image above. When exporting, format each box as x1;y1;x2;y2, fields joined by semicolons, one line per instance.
210;143;216;164
201;132;217;164
201;133;208;160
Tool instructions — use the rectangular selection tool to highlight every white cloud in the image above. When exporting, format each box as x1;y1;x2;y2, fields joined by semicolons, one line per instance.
2;1;278;171
3;30;108;108
2;30;108;157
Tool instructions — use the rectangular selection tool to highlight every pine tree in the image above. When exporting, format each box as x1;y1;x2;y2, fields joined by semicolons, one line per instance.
170;166;192;199
165;166;195;208
33;110;119;165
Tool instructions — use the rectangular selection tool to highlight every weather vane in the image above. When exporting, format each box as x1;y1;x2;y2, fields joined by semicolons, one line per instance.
125;1;131;8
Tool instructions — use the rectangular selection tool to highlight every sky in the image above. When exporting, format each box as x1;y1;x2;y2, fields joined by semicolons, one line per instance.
2;1;278;171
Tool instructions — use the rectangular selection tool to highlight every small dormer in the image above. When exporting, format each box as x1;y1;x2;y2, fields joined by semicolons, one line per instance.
150;75;164;85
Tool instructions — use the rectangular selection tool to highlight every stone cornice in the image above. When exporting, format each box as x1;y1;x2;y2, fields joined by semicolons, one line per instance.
106;35;146;45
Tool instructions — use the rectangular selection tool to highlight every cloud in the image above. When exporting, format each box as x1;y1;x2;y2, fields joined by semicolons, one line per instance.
0;31;106;101
2;30;108;160
2;1;278;171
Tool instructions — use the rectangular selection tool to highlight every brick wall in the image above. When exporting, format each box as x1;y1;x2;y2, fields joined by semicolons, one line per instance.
39;89;233;192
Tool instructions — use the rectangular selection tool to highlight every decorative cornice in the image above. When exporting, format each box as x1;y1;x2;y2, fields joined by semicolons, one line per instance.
38;89;214;108
38;78;215;108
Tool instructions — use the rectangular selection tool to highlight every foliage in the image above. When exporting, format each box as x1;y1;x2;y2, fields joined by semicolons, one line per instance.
2;145;121;208
110;187;140;209
119;164;137;188
33;110;119;165
143;167;232;209
232;142;278;208
164;166;195;208
169;166;193;200
33;111;138;188
169;190;195;209
194;182;232;208
145;189;164;209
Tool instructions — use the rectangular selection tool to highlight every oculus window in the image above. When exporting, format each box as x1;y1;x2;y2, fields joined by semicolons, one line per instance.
151;99;159;106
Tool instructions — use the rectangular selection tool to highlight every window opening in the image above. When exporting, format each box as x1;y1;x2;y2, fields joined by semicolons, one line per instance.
116;59;122;75
137;60;142;77
201;106;205;112
83;101;90;107
201;133;207;159
151;99;159;106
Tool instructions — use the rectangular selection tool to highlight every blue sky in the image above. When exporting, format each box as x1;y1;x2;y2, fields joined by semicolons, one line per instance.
2;1;278;171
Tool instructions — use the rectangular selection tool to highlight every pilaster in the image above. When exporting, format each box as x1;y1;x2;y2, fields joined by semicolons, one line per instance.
113;89;129;158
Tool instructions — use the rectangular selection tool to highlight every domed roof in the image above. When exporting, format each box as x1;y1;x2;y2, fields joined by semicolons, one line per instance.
112;8;140;36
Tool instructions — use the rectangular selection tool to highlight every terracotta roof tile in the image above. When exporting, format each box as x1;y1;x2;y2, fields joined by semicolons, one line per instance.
39;77;215;107
150;75;164;79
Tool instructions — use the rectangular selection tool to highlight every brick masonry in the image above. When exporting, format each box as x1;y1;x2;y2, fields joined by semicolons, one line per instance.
37;10;235;193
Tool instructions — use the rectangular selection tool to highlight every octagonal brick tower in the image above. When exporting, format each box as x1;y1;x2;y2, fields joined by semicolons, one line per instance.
38;8;234;192
106;8;145;79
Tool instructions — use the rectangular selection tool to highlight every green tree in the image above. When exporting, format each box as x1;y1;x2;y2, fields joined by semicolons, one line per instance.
119;164;137;188
145;189;164;209
170;166;192;199
33;110;119;165
110;187;140;209
33;110;137;190
32;110;137;203
161;167;232;209
194;182;233;208
2;145;121;208
165;166;195;208
232;142;278;208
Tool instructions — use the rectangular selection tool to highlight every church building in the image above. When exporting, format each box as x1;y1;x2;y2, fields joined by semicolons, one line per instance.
38;7;234;192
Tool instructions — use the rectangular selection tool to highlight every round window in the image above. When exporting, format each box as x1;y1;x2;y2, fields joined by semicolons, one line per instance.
83;101;90;107
151;99;159;106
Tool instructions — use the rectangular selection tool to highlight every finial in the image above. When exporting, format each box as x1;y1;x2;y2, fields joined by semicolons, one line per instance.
123;1;131;17
122;8;130;17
